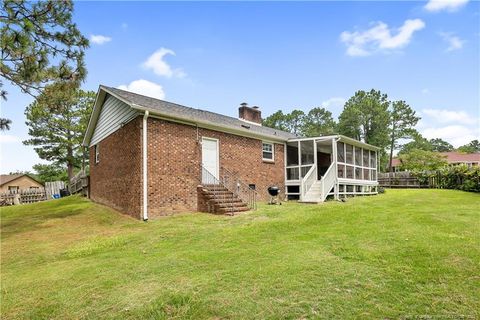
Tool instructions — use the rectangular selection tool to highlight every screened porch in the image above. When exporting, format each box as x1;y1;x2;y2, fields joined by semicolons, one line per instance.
285;135;379;202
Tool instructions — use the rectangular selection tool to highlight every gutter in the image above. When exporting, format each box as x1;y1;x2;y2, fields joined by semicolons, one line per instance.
142;110;149;221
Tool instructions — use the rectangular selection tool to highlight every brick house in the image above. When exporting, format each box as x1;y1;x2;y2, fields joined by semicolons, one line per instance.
83;86;380;220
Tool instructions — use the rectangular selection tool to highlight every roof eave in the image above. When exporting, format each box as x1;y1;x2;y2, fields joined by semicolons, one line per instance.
82;86;108;146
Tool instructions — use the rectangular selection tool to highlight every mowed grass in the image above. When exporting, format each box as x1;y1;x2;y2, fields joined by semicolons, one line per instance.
1;189;479;319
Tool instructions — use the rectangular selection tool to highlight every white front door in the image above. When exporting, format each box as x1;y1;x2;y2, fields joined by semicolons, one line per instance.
202;137;219;184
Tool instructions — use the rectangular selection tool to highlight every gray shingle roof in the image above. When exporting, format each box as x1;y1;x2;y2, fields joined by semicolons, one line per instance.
101;85;297;141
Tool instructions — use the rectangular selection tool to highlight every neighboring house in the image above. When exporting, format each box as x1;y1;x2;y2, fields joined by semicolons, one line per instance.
0;174;43;194
391;152;480;172
83;85;380;220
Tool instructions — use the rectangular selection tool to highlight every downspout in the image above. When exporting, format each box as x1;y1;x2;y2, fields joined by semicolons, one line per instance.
143;110;149;221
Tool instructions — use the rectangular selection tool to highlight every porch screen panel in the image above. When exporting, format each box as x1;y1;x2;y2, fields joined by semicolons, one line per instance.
346;165;354;179
355;147;362;166
287;167;299;180
338;164;345;178
370;150;377;168
363;168;370;180
301;166;313;178
287;142;299;166
355;167;362;180
346;144;353;164
301;140;314;165
363;148;369;167
337;142;345;162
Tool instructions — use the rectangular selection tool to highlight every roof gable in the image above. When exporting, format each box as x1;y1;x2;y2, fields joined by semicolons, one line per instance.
0;174;43;187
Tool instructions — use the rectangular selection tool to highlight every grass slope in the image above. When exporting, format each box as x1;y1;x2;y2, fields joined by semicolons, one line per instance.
1;189;479;319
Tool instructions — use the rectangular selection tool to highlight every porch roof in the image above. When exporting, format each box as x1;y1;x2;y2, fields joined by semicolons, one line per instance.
287;135;381;151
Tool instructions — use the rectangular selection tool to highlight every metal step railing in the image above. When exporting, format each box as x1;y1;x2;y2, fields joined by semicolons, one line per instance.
220;166;257;210
200;164;257;213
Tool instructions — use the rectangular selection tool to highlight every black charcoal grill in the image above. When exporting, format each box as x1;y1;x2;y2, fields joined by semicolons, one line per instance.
267;186;281;205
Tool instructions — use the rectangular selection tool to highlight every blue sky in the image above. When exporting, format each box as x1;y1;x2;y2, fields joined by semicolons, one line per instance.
1;0;479;173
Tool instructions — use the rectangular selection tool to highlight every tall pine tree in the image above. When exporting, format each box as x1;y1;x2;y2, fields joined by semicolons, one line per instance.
23;82;95;181
0;0;88;129
388;100;420;172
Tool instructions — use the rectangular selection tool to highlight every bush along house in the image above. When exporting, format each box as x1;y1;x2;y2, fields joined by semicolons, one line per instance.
83;85;380;219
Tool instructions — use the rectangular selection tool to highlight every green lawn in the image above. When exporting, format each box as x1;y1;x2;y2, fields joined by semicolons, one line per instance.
1;189;479;319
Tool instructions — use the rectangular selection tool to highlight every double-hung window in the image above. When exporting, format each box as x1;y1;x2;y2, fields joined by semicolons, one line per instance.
262;142;274;161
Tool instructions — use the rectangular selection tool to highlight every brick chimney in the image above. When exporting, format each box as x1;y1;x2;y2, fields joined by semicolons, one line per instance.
238;102;262;125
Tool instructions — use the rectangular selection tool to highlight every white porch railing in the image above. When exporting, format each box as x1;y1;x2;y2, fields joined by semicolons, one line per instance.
300;162;336;202
300;165;317;201
320;163;336;202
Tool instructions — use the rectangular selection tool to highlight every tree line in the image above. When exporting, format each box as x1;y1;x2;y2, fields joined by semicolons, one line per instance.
263;89;479;171
1;1;478;181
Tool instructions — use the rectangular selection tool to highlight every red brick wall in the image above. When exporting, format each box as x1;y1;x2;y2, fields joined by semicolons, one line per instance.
146;117;285;217
89;116;286;219
89;117;142;218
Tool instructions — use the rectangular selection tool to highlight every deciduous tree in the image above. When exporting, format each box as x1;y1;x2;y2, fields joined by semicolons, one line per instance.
338;89;390;148
33;163;68;183
398;132;433;155
338;89;390;167
399;149;448;171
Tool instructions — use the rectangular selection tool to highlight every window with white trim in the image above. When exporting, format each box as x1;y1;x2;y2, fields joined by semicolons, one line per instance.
95;144;100;164
8;186;19;194
262;142;274;161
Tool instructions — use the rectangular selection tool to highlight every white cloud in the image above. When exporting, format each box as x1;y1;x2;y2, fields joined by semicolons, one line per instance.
421;108;478;125
142;48;186;78
340;19;425;56
321;97;346;109
121;23;128;30
422;125;479;147
424;0;469;12
118;79;165;100
421;88;430;94
90;34;112;45
439;32;464;51
0;134;21;144
419;108;480;147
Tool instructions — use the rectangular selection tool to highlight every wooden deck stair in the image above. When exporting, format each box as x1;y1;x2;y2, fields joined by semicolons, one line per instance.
200;184;250;215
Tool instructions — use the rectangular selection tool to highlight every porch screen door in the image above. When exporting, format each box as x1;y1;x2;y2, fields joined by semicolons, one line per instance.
202;137;219;184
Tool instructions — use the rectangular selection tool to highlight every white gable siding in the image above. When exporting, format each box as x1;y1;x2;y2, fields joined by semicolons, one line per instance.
90;95;138;146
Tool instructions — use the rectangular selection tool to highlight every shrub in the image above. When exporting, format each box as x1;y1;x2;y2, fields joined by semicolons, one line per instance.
412;165;480;193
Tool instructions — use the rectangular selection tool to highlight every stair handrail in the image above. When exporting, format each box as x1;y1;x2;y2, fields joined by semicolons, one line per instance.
301;165;317;201
320;162;336;202
201;165;226;212
220;166;258;210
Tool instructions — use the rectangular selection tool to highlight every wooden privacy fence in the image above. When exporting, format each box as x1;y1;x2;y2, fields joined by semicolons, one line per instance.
45;181;65;199
378;172;440;188
0;189;47;206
